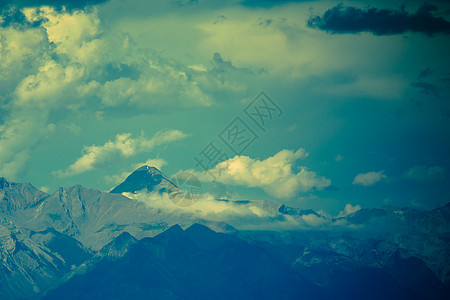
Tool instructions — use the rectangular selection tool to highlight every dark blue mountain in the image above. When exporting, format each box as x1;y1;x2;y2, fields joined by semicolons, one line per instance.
43;224;324;300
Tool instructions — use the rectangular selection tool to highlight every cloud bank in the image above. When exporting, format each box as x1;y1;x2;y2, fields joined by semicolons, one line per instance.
308;4;450;36
126;191;353;230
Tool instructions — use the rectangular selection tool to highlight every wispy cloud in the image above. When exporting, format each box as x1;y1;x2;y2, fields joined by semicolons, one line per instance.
55;130;187;177
404;165;445;182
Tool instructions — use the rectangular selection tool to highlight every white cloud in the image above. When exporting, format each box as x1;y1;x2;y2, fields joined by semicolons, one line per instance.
55;130;187;177
126;191;329;230
352;171;386;186
39;186;50;193
337;204;361;218
188;148;330;199
301;213;328;227
404;165;446;182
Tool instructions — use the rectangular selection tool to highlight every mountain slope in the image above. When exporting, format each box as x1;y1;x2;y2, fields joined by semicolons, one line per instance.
0;171;235;251
0;218;92;299
109;165;178;194
43;224;324;300
1;172;449;299
0;177;49;214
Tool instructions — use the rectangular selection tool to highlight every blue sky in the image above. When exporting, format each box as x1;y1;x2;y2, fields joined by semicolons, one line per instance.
0;0;449;214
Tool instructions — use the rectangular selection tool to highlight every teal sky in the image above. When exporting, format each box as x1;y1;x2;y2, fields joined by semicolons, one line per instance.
1;0;449;214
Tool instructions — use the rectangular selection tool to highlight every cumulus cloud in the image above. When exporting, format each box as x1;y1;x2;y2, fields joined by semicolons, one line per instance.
352;171;386;186
404;165;446;182
55;130;186;177
188;148;330;198
308;3;450;36
1;5;248;180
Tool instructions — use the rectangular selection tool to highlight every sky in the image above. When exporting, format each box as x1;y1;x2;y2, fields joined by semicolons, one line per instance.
0;0;449;214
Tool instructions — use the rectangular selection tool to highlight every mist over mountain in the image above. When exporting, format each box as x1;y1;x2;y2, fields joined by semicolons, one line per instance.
1;166;449;299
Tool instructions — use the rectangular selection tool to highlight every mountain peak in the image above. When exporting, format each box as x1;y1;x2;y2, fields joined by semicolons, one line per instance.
99;231;137;258
109;165;178;195
0;177;10;189
134;165;162;173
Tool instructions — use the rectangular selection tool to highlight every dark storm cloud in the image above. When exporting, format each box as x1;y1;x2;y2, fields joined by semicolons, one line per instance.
307;3;450;36
0;5;39;27
240;0;313;8
0;0;107;10
0;0;106;27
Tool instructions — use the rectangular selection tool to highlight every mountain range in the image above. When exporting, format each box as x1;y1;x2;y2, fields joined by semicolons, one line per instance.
0;166;449;299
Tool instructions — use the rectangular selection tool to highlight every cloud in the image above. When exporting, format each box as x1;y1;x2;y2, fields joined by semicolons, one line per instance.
123;190;362;230
352;171;386;186
55;130;187;177
126;191;333;230
189;148;330;198
240;0;309;8
307;4;450;36
0;1;107;11
418;67;434;80
334;154;343;162
410;81;439;97
39;185;50;193
0;5;249;180
404;165;446;182
0;112;54;179
337;203;361;218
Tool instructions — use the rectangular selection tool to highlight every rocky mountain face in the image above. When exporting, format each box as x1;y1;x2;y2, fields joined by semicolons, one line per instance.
342;204;450;284
0;167;449;299
0;218;92;299
0;177;48;214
